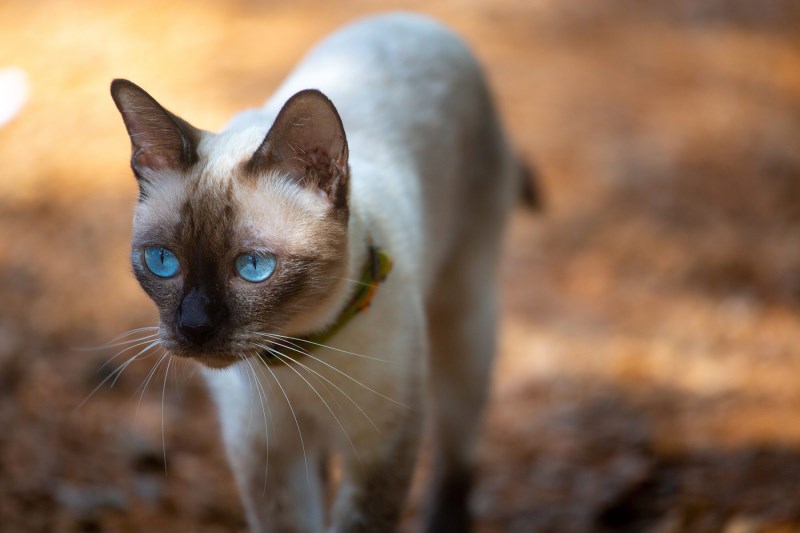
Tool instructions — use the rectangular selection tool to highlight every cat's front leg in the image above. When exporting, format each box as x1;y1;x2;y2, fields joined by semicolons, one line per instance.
329;411;422;533
326;304;427;532
233;435;327;533
206;367;326;533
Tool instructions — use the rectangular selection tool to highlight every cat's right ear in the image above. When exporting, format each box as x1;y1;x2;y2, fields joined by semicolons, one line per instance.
110;79;201;185
247;90;349;214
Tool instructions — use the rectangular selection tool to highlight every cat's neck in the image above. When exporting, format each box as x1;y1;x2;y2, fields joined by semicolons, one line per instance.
281;195;370;339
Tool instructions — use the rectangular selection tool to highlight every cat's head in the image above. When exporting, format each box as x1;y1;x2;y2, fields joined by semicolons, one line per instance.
111;79;350;368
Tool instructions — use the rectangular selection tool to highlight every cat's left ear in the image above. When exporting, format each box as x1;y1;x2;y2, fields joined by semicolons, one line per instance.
248;89;349;214
110;79;201;183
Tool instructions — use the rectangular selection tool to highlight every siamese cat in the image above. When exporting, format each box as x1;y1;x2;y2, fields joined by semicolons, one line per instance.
111;13;524;533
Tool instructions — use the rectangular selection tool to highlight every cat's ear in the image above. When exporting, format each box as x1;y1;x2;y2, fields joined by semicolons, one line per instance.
248;89;349;212
110;79;201;180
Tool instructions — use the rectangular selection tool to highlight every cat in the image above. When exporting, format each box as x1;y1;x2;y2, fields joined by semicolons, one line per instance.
110;12;526;533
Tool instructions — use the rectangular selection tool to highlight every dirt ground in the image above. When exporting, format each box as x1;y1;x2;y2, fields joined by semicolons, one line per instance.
1;1;799;532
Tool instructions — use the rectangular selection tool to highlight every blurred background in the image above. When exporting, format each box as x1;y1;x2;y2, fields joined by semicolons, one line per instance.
1;0;799;531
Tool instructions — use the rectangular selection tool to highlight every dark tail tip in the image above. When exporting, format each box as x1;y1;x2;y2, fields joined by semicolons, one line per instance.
519;159;543;210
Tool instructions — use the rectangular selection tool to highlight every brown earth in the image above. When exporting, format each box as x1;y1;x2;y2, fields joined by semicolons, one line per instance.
1;1;800;532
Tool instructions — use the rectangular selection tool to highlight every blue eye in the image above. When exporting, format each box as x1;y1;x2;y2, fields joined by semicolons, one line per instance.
144;246;180;278
235;252;277;283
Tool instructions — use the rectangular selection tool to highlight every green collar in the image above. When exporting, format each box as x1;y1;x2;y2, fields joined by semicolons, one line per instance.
258;243;392;365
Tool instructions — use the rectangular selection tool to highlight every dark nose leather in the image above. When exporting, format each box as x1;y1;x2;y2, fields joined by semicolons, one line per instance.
177;288;215;345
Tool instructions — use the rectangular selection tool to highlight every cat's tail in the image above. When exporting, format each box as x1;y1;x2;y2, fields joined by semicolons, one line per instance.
518;157;543;210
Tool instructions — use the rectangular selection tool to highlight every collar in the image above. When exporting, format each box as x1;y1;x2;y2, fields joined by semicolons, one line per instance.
257;242;392;366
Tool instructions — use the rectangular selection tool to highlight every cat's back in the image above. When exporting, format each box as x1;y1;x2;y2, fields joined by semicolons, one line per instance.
266;13;482;128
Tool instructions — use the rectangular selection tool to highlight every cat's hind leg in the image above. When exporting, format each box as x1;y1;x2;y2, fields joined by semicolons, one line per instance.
424;248;500;533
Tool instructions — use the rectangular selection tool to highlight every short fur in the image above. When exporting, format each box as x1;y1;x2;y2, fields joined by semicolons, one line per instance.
112;13;521;532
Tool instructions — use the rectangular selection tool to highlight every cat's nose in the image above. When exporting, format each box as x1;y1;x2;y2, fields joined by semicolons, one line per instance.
177;288;215;345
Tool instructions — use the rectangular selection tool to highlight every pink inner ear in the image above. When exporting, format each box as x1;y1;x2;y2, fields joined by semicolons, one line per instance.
289;111;344;161
132;147;177;172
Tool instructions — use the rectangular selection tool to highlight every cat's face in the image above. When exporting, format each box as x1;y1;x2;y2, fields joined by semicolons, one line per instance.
112;80;350;368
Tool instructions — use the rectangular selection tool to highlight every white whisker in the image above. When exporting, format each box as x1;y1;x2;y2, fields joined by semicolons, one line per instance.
256;332;393;364
239;354;257;440
257;343;364;472
274;343;379;433
161;355;173;475
240;353;271;493
109;340;162;387
74;340;161;412
261;334;409;410
136;352;170;417
254;351;310;487
103;326;160;344
77;332;161;353
98;336;162;374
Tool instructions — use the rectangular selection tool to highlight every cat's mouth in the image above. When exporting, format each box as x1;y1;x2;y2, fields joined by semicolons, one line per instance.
161;333;298;369
163;337;253;369
172;349;241;369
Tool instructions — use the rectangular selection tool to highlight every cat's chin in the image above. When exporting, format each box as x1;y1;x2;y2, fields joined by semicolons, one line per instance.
174;351;241;369
198;357;240;370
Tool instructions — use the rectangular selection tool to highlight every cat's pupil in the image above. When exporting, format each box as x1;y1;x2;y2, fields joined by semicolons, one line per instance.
251;256;257;269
